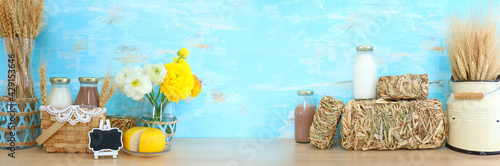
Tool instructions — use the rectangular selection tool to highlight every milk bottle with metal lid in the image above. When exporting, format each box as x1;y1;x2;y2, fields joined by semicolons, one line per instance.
47;77;73;108
353;45;377;99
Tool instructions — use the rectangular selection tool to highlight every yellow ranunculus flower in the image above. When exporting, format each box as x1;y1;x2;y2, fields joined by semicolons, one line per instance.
177;47;189;59
191;75;202;98
173;56;191;71
160;63;195;103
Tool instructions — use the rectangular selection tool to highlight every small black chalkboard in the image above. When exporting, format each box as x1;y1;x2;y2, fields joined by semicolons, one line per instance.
89;128;123;151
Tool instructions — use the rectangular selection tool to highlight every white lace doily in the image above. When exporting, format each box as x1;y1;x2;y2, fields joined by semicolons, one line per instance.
40;105;107;125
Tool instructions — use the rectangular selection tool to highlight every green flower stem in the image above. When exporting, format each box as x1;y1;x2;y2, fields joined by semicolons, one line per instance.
145;93;155;107
143;89;173;134
144;88;170;123
144;93;157;121
154;88;161;102
176;55;184;63
151;88;155;101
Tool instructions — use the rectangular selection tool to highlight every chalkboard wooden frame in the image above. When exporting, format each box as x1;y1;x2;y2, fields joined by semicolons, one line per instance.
88;119;124;159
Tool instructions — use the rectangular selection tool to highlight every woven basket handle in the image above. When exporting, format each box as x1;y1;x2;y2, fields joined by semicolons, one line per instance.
35;121;66;145
454;92;483;100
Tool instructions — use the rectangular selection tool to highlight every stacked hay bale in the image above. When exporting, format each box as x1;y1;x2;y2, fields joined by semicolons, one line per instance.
341;74;447;151
309;95;344;149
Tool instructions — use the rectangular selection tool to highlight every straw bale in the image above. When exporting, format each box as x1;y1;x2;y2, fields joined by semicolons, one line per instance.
377;74;429;100
341;99;446;150
309;95;344;149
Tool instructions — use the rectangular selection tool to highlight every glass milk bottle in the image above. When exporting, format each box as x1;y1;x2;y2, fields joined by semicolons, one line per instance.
74;77;100;108
47;77;73;108
353;46;377;99
295;90;316;143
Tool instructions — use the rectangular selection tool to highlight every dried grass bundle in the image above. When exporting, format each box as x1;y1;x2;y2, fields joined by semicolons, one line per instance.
107;115;137;132
341;99;447;151
446;3;500;81
309;95;344;149
377;74;429;100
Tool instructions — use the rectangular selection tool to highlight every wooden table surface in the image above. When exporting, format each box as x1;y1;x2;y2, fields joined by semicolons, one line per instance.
1;138;499;166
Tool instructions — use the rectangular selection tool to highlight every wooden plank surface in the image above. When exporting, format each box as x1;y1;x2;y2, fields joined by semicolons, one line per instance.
1;138;500;166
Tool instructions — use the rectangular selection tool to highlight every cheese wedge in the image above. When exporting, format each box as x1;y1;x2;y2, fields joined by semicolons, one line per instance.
139;128;166;153
123;127;166;153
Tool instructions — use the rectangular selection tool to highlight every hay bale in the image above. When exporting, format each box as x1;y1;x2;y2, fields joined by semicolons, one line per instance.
377;74;429;100
107;116;138;133
309;95;344;149
341;99;447;151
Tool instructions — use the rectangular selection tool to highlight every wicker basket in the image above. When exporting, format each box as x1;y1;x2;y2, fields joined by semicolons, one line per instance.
35;65;114;153
38;106;106;153
0;97;41;149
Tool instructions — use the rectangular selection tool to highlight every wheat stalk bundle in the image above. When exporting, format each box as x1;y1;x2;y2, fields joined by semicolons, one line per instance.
0;0;44;135
0;0;44;39
445;3;500;81
39;61;46;105
99;69;115;107
0;0;44;102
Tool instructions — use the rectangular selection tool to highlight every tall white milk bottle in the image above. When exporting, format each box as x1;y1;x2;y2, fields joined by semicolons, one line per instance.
353;45;377;99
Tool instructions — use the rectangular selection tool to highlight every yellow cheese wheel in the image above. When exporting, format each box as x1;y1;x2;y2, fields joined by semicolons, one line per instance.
123;127;166;153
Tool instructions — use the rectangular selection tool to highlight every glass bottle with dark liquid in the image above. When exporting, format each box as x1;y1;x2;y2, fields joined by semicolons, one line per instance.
74;77;100;108
295;90;316;143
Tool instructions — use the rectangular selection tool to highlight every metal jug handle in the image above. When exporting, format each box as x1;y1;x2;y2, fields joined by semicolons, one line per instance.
452;86;500;100
449;77;500;100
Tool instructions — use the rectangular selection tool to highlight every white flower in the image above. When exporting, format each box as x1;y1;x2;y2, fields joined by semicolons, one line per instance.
116;66;144;92
143;63;166;85
115;67;131;92
122;73;153;100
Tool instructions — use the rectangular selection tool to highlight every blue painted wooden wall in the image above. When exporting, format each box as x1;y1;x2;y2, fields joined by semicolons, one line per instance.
0;0;495;138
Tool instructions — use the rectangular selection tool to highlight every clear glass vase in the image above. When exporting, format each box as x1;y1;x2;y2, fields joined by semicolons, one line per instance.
139;99;177;142
0;38;40;149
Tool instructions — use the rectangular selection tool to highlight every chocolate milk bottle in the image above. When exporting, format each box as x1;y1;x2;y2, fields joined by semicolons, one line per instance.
295;90;316;143
74;77;100;108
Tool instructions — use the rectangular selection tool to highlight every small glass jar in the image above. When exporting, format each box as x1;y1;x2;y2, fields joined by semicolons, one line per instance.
74;77;100;108
47;77;73;108
295;90;316;143
353;45;377;99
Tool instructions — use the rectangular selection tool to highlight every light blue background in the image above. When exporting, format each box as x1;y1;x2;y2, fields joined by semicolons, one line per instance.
0;0;494;138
